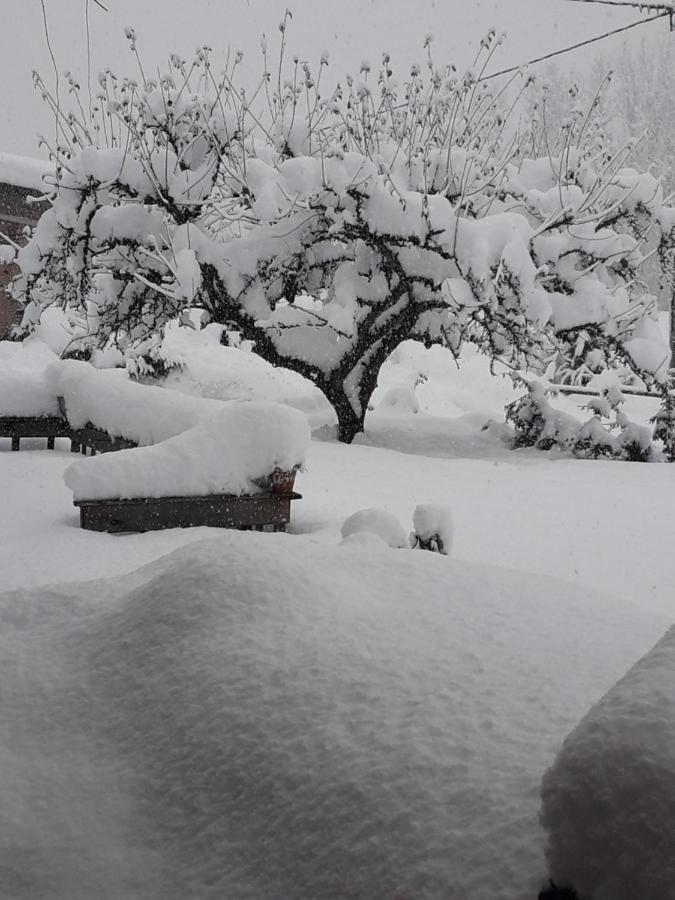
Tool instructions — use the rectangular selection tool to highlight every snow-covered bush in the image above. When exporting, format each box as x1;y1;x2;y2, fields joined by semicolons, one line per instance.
340;508;408;549
12;27;675;440
540;623;675;900
506;375;658;461
652;384;675;462
410;503;453;555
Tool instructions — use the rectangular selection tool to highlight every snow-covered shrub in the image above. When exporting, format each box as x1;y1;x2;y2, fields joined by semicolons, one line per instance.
652;384;675;462
12;27;674;440
410;503;453;555
540;623;675;900
506;376;658;461
340;509;409;549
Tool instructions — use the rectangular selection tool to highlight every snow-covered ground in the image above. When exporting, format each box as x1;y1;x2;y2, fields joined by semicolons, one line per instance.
1;335;674;898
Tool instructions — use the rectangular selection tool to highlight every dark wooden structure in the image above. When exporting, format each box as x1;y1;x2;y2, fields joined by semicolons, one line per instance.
67;424;138;455
74;490;302;533
2;393;303;534
0;414;72;451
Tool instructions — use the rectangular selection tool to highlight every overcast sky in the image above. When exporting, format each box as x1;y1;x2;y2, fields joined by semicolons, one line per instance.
0;0;669;158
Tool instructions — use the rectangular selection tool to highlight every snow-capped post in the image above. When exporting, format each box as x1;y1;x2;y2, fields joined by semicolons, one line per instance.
410;504;453;555
11;28;675;441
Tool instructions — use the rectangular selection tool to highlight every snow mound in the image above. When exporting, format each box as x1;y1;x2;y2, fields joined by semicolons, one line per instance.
64;400;310;500
0;340;59;416
541;624;675;899
412;503;454;556
340;507;409;548
154;323;337;433
0;534;667;900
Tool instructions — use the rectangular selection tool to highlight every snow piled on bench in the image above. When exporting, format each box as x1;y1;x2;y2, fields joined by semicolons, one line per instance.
64;400;310;500
0;341;60;417
51;359;223;444
541;623;675;899
0;532;666;900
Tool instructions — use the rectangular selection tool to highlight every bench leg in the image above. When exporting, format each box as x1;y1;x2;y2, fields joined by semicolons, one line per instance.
47;436;55;450
71;441;80;453
81;444;87;455
11;436;20;451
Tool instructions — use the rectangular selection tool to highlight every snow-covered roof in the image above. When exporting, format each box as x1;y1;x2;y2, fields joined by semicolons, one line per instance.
0;152;51;191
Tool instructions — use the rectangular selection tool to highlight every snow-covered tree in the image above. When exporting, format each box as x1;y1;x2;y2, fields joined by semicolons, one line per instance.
12;27;675;441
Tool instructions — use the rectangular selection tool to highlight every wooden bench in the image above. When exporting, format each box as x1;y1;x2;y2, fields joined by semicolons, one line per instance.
68;424;138;455
0;414;72;451
74;490;302;533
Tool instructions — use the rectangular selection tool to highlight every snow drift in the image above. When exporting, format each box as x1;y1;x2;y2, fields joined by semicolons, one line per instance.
0;533;666;900
541;623;675;899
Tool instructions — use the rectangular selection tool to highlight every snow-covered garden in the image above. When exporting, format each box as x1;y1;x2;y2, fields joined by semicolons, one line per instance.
2;325;675;899
2;7;675;898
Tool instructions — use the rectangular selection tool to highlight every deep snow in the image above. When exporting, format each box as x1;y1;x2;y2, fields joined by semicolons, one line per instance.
1;330;675;898
0;534;668;900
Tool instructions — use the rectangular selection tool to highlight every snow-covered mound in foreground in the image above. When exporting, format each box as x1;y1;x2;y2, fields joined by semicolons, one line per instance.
0;534;667;900
541;624;675;899
64;400;310;500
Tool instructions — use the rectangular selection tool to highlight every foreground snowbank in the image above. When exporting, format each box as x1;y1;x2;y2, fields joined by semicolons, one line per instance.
541;624;675;899
64;400;310;500
0;533;666;900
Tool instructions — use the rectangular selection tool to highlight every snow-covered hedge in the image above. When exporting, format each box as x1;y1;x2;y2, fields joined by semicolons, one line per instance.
64;400;310;500
541;624;675;899
506;376;659;461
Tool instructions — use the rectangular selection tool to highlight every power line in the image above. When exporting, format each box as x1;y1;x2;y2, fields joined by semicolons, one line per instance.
565;0;673;10
480;10;671;81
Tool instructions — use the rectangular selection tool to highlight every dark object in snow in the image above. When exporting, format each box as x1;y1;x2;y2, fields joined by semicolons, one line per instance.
0;414;72;451
74;489;302;533
410;533;447;555
68;422;138;456
74;467;301;533
0;409;137;456
538;879;579;899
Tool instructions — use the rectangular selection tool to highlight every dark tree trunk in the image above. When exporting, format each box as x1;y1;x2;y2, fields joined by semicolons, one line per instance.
320;377;367;443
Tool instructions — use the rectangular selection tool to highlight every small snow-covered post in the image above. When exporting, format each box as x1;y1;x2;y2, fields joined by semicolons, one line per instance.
410;504;453;556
